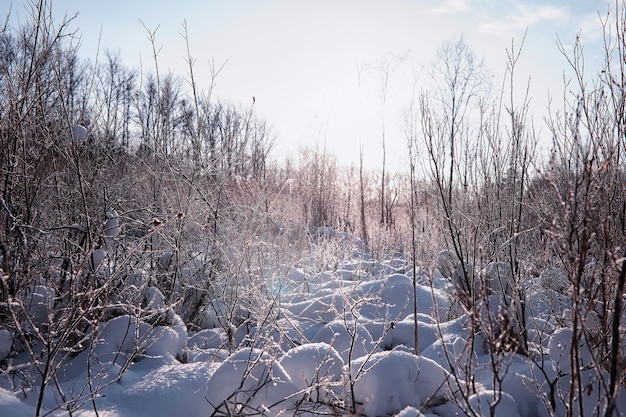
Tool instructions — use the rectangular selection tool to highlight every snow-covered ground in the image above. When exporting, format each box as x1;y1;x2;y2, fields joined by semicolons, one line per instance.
1;251;624;417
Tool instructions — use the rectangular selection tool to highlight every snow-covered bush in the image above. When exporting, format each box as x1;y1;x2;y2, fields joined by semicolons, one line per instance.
93;311;187;365
93;315;153;365
89;248;108;273
205;347;298;416
548;327;594;374
435;249;456;278
482;262;515;300
103;209;120;238
20;285;55;329
279;342;344;404
348;350;456;416
356;273;450;320
311;319;378;363
449;260;526;352
539;268;569;293
451;261;517;308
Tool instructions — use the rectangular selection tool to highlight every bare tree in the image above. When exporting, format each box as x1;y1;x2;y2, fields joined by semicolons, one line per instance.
365;54;405;229
421;35;490;306
404;94;420;354
94;50;136;147
541;3;626;413
359;145;369;249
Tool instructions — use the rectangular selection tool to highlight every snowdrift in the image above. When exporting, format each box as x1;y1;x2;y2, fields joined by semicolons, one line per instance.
1;253;624;417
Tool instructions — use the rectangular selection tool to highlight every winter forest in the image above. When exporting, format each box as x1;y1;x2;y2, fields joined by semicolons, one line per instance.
1;1;626;416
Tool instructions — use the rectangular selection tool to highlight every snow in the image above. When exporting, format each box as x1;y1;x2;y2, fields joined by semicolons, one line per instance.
311;320;378;362
467;390;521;417
0;387;33;417
548;327;593;372
0;330;11;360
104;209;121;237
204;347;298;415
279;342;344;402
70;124;87;142
1;245;625;417
22;285;55;328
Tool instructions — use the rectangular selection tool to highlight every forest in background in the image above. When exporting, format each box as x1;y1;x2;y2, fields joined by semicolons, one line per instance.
1;1;626;416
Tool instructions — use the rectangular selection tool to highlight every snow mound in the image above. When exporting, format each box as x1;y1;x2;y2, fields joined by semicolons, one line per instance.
22;285;55;328
279;342;344;402
93;312;187;365
311;319;378;362
93;315;153;365
548;326;593;372
205;347;297;416
468;390;522;417
349;350;454;417
0;387;33;417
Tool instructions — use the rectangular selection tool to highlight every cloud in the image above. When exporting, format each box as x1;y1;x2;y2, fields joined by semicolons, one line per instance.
479;3;569;35
576;10;608;43
429;0;471;14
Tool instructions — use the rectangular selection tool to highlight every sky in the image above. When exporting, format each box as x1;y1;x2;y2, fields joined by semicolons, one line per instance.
1;0;613;169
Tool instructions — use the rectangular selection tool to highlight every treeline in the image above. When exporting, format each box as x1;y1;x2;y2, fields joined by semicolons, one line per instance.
1;1;625;300
0;3;279;293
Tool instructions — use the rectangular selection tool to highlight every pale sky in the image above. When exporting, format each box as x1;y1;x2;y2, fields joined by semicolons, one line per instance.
2;0;612;169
